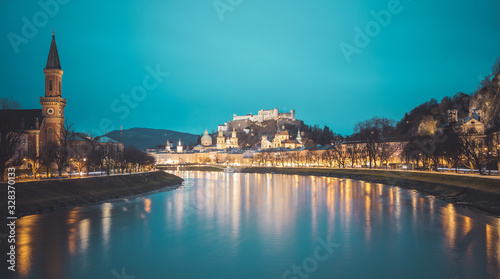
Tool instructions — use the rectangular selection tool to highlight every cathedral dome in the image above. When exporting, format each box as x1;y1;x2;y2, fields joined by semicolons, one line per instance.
201;129;213;146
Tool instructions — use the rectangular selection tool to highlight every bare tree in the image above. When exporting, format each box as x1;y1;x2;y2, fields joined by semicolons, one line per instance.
459;133;488;174
54;120;74;176
40;142;58;178
377;142;402;168
0;98;23;181
354;117;396;168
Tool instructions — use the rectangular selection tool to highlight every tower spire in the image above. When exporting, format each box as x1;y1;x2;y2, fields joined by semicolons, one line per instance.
46;31;61;69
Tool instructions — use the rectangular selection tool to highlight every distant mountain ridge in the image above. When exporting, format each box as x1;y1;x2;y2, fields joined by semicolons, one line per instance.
106;128;198;150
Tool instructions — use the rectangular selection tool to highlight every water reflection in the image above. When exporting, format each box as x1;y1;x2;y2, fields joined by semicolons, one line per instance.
487;220;500;275
10;171;500;279
444;203;457;249
17;215;38;276
102;203;112;249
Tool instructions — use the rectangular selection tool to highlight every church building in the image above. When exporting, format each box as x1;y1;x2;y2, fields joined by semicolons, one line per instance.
261;126;303;150
216;128;239;149
8;32;66;160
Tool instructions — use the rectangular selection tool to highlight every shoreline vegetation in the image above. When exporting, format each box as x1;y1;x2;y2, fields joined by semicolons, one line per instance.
1;170;183;218
177;165;500;216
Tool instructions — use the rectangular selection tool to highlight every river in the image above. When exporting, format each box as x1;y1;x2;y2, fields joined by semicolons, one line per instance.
6;171;500;279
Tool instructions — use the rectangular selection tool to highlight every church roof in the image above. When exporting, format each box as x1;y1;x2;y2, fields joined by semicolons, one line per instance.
0;109;43;130
463;117;483;125
45;33;61;69
201;129;212;142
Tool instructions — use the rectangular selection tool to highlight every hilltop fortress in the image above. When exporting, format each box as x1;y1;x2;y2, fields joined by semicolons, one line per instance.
219;108;300;132
233;108;295;123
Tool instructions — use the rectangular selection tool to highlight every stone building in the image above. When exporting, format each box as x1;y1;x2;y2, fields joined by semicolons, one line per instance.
260;127;303;150
446;108;485;134
232;108;295;123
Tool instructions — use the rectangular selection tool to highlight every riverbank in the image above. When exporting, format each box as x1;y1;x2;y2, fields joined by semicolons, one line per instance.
239;167;500;216
1;171;183;218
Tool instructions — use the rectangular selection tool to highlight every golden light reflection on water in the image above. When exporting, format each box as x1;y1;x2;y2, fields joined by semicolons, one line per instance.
344;179;353;235
462;215;472;235
68;227;76;256
79;218;90;253
389;187;394;215
66;206;80;225
365;183;372;243
102;203;112;249
66;207;81;256
231;173;241;241
327;178;336;236
311;176;317;232
443;203;457;249
17;215;39;276
411;191;418;218
144;198;151;214
486;220;500;274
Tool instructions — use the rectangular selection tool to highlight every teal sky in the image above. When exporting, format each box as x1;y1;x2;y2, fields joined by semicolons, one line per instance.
1;0;499;135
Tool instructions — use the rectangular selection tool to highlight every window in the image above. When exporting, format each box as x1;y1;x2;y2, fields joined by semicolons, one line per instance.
49;79;53;91
59;81;61;94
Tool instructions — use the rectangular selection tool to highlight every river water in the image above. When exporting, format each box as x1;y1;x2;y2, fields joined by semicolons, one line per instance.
6;171;500;279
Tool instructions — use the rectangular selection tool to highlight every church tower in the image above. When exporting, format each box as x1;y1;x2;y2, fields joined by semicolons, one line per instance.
40;31;66;147
296;129;302;144
176;139;184;153
217;130;225;149
230;127;238;147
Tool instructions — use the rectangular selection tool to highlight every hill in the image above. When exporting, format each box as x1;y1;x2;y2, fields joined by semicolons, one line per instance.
395;59;500;137
106;128;199;150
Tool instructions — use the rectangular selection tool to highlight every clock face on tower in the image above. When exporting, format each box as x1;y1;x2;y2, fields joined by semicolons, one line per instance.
47;108;54;115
